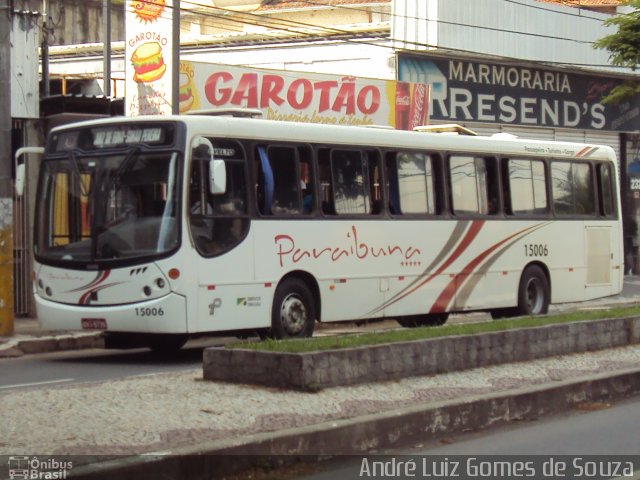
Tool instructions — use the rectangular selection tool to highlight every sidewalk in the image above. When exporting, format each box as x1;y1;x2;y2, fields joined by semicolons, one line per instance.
1;343;639;477
1;294;640;478
0;318;104;358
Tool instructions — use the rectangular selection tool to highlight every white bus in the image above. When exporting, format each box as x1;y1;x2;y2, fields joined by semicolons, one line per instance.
29;114;623;351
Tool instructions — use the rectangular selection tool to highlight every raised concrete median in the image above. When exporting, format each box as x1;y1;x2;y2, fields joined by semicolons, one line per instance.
203;316;640;391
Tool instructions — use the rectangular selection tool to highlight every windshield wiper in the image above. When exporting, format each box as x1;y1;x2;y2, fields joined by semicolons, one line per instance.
69;149;90;197
115;146;141;176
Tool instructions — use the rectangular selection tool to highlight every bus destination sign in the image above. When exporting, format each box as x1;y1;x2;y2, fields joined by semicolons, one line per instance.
92;126;163;148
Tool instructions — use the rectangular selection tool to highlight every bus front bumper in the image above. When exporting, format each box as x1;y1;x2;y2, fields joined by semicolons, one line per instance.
36;293;188;334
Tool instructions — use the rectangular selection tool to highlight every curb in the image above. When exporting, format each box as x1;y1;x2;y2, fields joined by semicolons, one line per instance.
0;333;104;358
67;367;640;480
204;316;640;390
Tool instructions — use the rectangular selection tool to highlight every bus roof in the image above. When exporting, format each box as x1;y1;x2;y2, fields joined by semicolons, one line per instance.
49;115;617;163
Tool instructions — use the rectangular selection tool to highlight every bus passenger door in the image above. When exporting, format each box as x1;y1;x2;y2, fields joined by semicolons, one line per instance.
584;226;615;299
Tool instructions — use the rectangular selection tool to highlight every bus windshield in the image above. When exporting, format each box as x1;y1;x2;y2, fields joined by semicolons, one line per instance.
35;149;180;265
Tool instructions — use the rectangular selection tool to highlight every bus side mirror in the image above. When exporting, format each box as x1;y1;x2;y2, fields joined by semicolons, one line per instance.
15;164;26;197
209;159;226;195
14;146;44;197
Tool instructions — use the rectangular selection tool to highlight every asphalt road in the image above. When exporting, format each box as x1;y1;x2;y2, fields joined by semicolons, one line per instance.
293;396;640;480
2;276;640;392
0;344;208;391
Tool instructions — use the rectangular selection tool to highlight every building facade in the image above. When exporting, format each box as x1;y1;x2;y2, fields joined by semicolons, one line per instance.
8;0;640;315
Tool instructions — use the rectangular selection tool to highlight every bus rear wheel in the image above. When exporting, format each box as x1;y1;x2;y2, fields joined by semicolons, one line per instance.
515;265;550;316
397;313;449;328
270;278;315;339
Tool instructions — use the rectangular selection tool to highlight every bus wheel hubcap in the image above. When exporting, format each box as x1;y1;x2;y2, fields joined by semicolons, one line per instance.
526;278;542;313
280;294;306;335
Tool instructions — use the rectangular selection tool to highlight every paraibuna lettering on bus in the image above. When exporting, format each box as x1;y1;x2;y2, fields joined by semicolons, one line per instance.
274;225;422;268
204;72;381;116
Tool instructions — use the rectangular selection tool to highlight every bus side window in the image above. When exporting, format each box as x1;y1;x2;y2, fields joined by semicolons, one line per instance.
506;158;548;215
331;149;371;215
268;145;301;215
298;146;315;214
449;155;490;215
500;158;513;215
367;150;382;215
551;161;595;216
256;145;314;216
386;151;438;215
484;157;500;215
190;139;249;256
598;163;615;217
318;149;335;215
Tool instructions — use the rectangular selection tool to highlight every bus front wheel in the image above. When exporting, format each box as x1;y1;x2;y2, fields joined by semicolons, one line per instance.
515;265;550;316
270;278;315;339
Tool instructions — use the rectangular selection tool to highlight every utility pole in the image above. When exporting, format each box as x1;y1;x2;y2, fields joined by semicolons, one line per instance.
0;0;14;336
103;0;111;97
172;0;180;114
42;0;49;97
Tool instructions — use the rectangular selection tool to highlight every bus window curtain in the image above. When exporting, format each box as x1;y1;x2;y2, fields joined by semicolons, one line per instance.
258;146;274;215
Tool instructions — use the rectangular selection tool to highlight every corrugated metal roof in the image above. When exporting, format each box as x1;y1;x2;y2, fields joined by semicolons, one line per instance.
537;0;622;13
541;0;621;5
257;0;620;13
257;0;389;11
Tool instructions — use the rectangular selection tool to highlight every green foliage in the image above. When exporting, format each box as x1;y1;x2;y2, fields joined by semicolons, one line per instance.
228;305;640;353
593;0;640;104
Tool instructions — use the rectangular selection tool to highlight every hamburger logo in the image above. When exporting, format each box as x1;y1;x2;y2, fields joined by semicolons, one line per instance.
130;0;165;23
130;42;166;83
179;72;195;112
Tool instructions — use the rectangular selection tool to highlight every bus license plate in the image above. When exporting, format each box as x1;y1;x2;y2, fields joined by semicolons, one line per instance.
81;318;107;330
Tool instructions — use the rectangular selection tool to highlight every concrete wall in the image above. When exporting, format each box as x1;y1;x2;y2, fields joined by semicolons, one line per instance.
31;0;125;46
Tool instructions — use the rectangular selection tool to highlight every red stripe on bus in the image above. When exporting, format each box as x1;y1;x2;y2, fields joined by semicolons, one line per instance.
430;223;544;314
69;270;111;293
577;146;591;157
376;220;485;311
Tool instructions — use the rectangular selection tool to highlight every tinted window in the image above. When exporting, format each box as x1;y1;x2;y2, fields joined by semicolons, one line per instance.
331;150;370;215
450;156;489;214
395;152;436;214
189;139;249;256
508;159;547;215
598;163;615;216
551;161;595;216
269;146;302;214
256;145;314;216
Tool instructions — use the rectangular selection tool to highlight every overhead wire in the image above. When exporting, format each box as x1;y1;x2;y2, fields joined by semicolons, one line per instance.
177;0;598;46
115;0;636;71
297;0;610;23
171;0;635;70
